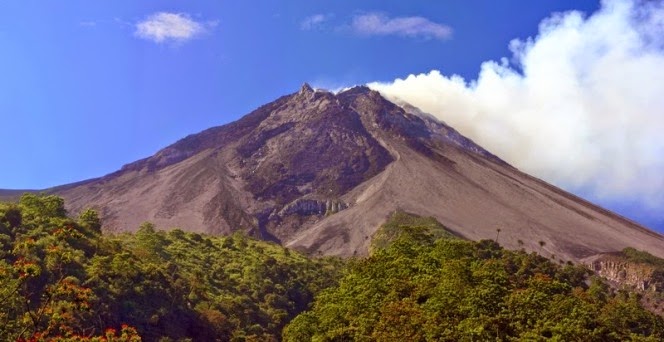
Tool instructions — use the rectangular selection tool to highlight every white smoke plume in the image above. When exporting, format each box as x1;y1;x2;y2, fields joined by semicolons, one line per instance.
368;0;664;216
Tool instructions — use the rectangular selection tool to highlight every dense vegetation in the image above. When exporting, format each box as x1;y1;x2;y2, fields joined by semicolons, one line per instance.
617;247;664;316
0;194;340;341
621;247;664;269
2;196;663;341
284;213;664;341
369;211;456;253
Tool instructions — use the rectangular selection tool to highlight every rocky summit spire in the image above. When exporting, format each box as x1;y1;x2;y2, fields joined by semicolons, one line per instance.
299;82;314;94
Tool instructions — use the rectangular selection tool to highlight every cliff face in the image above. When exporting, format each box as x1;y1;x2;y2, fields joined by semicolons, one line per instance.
274;199;349;218
584;254;663;292
583;252;664;316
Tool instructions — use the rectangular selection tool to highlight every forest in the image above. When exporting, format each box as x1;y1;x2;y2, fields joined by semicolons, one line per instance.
1;195;663;341
0;194;340;341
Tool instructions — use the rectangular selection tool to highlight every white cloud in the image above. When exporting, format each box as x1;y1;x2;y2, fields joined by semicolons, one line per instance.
351;12;452;40
301;14;330;30
368;0;664;213
135;12;210;44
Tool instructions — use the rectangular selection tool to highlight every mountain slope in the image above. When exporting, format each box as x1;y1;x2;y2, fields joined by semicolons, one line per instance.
4;84;664;262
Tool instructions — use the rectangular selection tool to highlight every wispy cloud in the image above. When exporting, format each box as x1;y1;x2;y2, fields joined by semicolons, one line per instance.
79;21;97;27
135;12;213;44
351;12;452;40
301;14;331;30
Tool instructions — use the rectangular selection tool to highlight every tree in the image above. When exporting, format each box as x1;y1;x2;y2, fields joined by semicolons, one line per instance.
19;194;67;220
78;209;102;234
539;240;546;254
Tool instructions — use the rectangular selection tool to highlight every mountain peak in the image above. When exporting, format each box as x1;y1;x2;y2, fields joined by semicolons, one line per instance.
339;85;373;95
44;83;664;262
299;82;314;94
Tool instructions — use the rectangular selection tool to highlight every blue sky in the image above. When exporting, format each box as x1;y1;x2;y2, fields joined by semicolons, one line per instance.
6;1;664;232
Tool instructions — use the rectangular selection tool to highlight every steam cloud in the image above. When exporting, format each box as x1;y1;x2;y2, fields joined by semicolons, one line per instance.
368;0;664;217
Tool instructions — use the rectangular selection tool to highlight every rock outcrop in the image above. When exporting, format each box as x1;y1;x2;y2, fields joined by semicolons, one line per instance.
584;253;663;292
275;199;349;218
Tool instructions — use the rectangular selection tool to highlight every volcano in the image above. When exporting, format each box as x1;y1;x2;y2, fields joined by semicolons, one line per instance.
8;84;664;262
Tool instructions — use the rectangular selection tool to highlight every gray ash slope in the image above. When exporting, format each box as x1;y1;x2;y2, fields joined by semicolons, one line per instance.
7;83;664;262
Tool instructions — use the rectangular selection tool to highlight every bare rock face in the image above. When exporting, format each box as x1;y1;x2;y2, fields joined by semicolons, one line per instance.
8;82;664;262
275;199;348;218
583;252;664;316
584;254;663;292
49;84;394;242
234;85;393;206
